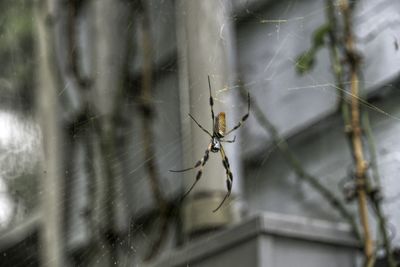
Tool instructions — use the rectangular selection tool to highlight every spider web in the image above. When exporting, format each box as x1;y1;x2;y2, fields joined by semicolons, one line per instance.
1;0;400;265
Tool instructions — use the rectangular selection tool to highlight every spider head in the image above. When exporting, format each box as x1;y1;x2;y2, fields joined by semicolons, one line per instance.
211;137;221;152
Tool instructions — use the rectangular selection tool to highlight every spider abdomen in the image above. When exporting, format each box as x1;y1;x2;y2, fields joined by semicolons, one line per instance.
214;112;226;138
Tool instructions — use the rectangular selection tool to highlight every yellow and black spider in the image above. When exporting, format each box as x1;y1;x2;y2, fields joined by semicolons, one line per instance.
170;76;250;212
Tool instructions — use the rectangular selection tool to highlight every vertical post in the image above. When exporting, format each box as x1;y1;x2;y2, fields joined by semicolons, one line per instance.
176;0;242;238
35;0;64;266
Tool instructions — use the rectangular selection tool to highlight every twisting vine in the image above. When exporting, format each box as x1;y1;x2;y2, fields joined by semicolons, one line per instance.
134;0;171;261
340;0;374;264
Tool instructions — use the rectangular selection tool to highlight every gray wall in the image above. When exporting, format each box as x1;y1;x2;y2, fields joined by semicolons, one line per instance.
236;0;400;246
125;0;400;246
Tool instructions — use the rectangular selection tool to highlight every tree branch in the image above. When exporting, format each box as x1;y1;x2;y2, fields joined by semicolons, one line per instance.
237;84;361;241
339;0;374;265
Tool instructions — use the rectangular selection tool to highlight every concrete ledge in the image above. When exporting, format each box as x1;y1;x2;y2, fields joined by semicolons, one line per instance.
151;212;360;267
0;212;40;251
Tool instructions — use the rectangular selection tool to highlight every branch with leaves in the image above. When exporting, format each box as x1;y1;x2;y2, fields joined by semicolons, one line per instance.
237;84;360;241
339;1;394;266
296;0;397;266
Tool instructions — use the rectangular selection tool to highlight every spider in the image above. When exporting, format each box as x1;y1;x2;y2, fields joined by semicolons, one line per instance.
170;76;250;212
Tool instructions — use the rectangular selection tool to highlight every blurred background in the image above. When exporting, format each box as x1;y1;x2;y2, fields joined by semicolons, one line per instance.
1;0;400;266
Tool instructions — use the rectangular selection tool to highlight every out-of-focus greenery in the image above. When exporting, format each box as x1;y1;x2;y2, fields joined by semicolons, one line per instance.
0;1;38;230
0;0;34;110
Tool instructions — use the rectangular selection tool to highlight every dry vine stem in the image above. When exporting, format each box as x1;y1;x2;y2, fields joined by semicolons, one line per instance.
327;2;395;266
339;0;374;264
137;1;170;261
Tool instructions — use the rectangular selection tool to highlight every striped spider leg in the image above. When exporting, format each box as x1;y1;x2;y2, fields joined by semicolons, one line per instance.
170;76;250;212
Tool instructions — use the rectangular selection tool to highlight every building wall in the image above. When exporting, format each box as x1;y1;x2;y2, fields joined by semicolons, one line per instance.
236;0;400;246
126;0;400;248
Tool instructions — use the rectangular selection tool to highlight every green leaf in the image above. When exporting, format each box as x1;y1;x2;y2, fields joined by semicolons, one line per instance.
295;50;315;74
295;23;331;74
313;24;330;48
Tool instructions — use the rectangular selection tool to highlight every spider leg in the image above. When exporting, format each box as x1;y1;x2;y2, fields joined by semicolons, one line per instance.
170;144;212;200
221;136;236;143
208;75;215;125
213;144;233;212
188;114;212;137
225;92;250;136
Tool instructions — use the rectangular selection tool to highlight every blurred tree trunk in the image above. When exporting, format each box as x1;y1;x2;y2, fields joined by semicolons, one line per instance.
87;0;131;265
35;0;65;266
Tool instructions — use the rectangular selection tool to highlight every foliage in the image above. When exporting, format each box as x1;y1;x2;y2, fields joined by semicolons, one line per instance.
0;0;34;110
0;1;37;230
295;24;330;74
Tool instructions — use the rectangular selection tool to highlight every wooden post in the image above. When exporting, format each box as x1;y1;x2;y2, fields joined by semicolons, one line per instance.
35;0;64;266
